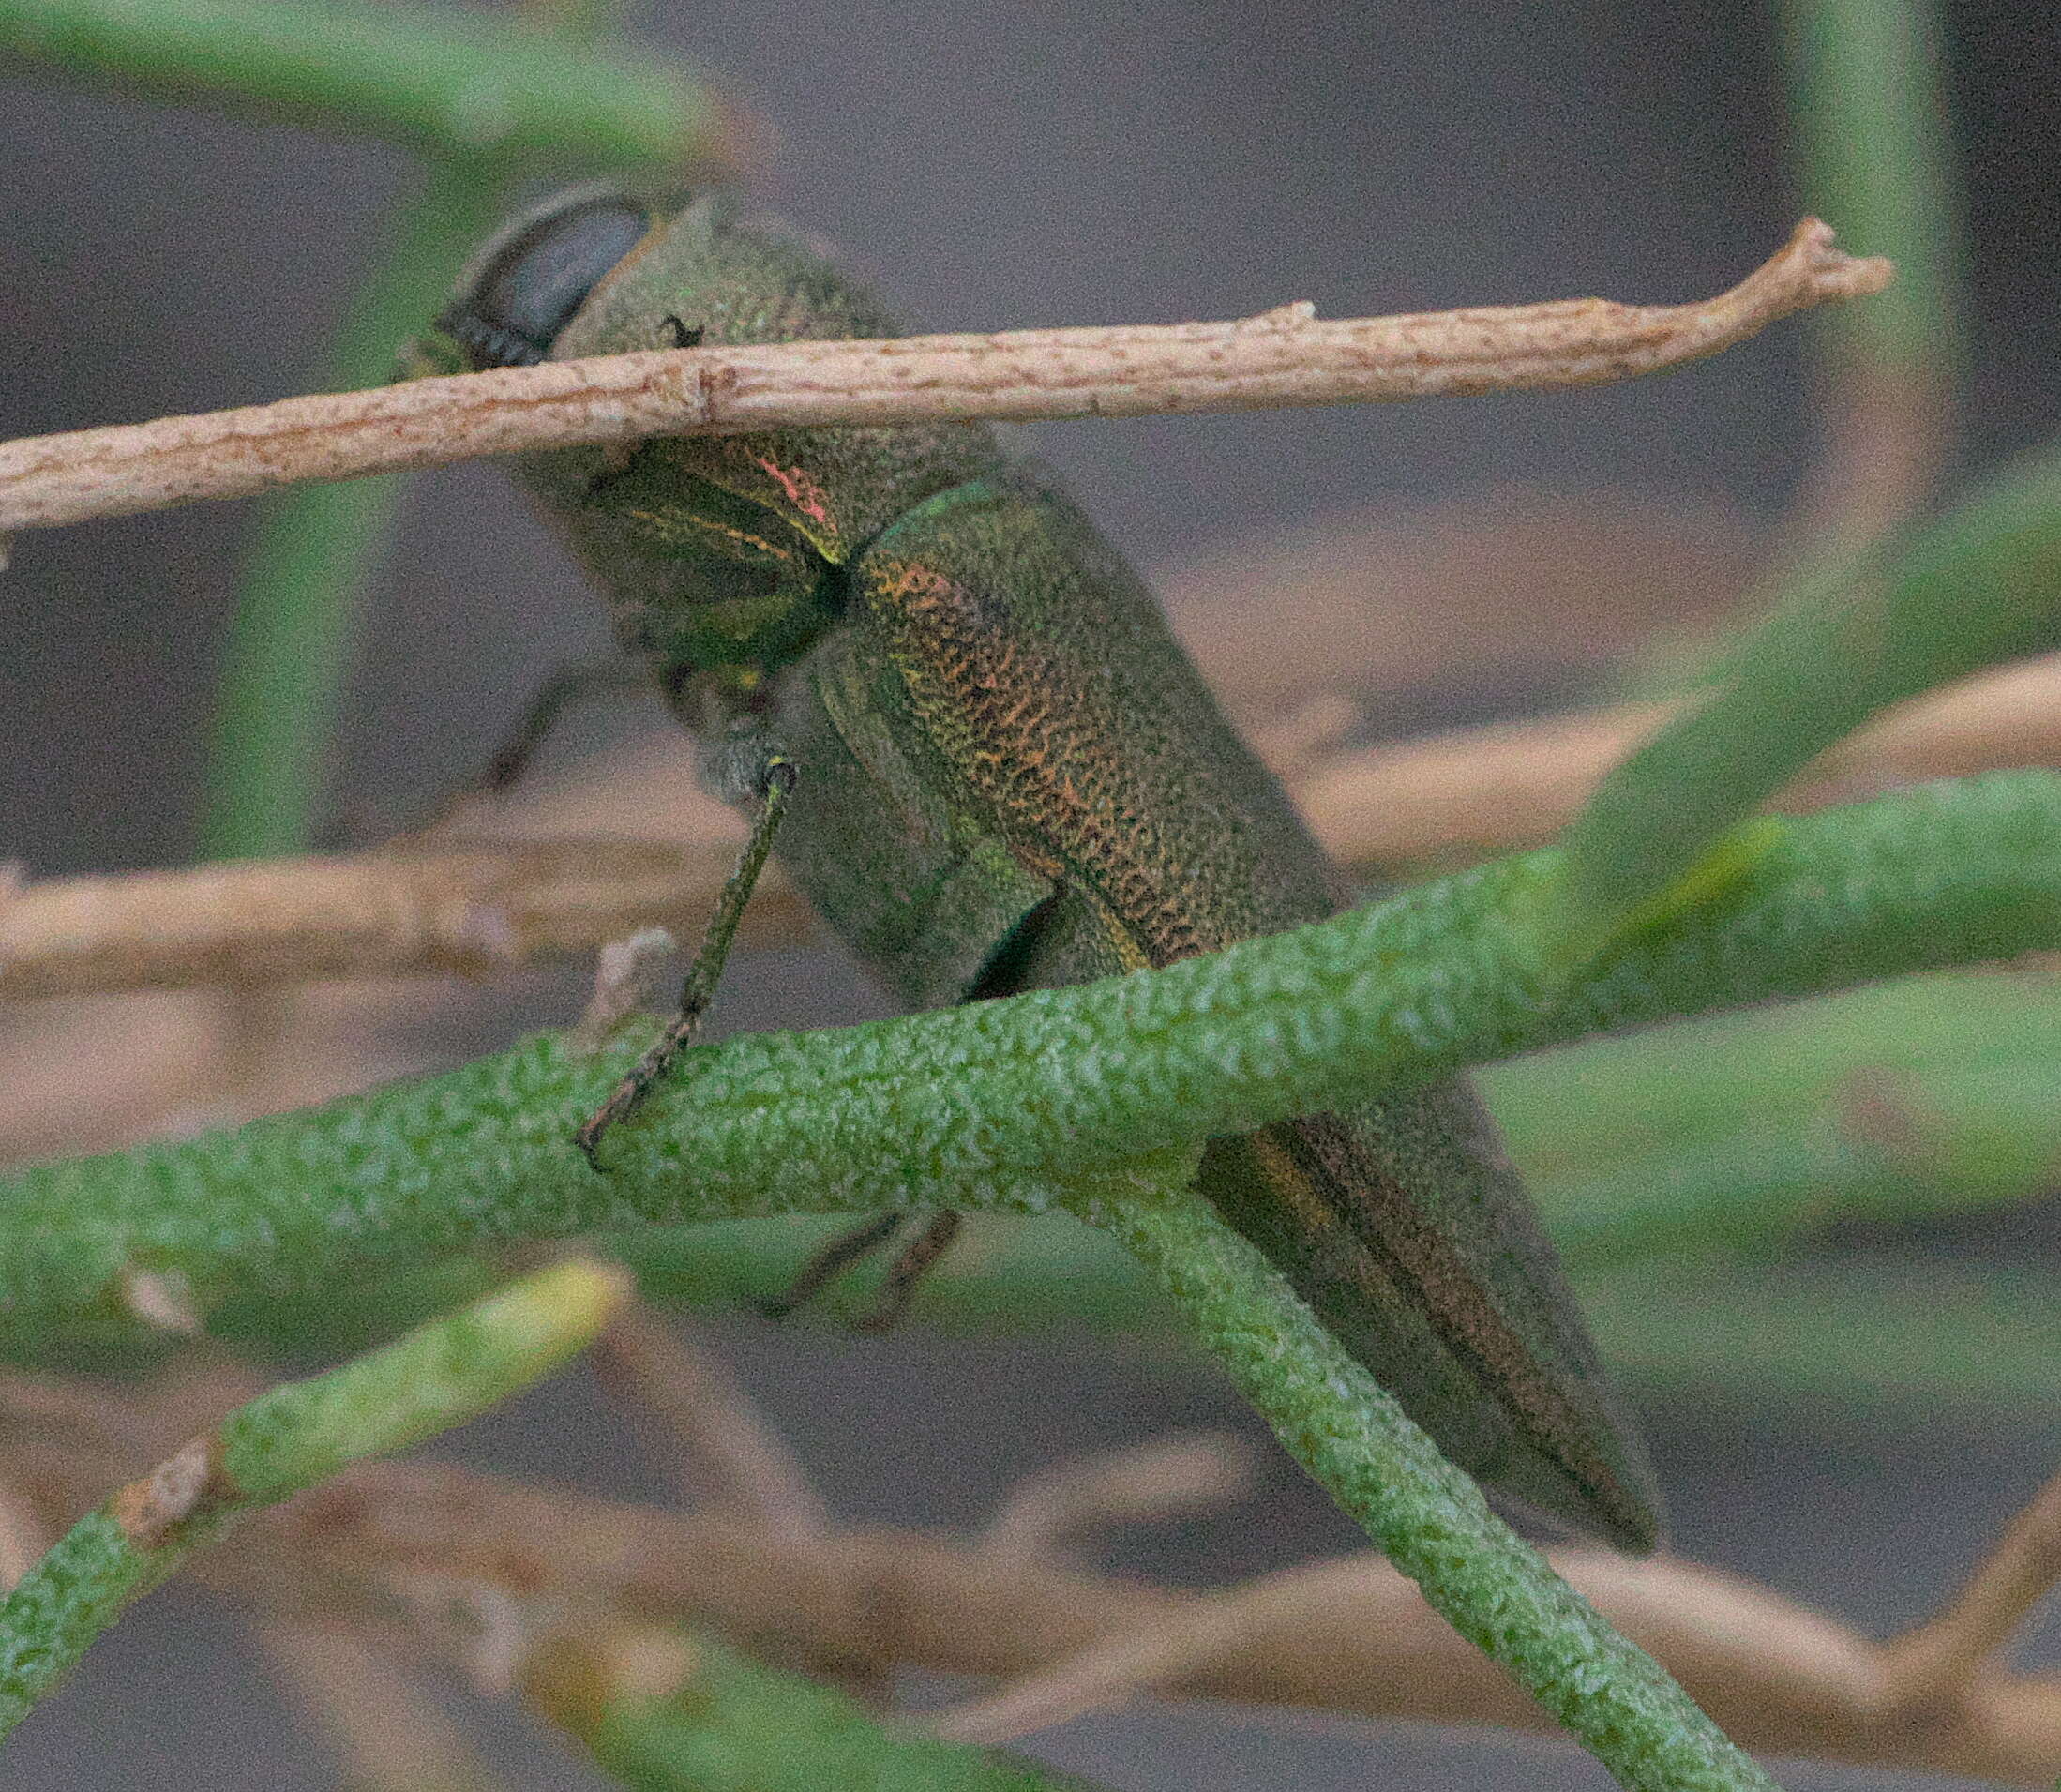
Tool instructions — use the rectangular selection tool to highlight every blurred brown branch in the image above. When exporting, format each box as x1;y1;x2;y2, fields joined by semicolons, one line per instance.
7;1363;2059;1784
594;1300;831;1538
0;839;808;1000
259;1621;506;1792
1298;648;2061;869
8;648;2061;1001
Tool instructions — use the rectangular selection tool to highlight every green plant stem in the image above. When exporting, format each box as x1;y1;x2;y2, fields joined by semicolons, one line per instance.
5;769;2061;1336
1561;450;2061;923
175;1213;2061;1425
1099;1182;1775;1792
528;1624;1111;1792
0;0;733;166
0;1259;626;1742
1579;1261;2061;1419
161;965;2061;1370
1783;0;1962;389
200;156;512;858
1491;972;2061;1267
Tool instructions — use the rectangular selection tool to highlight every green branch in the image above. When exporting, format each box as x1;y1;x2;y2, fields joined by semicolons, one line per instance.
1493;971;2061;1267
199;157;513;857
528;1624;1112;1792
1783;0;1962;389
6;768;2061;1337
0;1258;626;1741
1103;1182;1776;1792
1561;448;2061;923
0;0;733;167
1580;1260;2061;1418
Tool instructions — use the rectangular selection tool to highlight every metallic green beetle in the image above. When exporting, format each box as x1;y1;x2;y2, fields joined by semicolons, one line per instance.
413;187;1661;1551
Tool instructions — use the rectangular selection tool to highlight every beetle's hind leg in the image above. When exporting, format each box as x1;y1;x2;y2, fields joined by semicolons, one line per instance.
760;1209;965;1330
576;752;798;1167
854;1211;963;1332
760;1212;906;1319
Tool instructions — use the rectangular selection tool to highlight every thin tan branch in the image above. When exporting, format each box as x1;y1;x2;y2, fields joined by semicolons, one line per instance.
1157;487;1758;715
0;837;807;999
5;1370;2061;1784
160;1463;2061;1784
593;1301;831;1538
933;1586;1249;1745
0;221;1888;534
1297;648;2061;869
1884;1468;2061;1709
978;1435;1254;1567
571;927;681;1047
9;646;2059;1003
0;1481;49;1591
259;1620;506;1792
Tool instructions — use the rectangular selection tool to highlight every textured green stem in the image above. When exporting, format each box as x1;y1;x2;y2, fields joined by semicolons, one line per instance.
4;770;2061;1337
1561;451;2061;922
0;1259;625;1741
164;966;2061;1372
0;0;732;166
1100;1184;1775;1792
199;156;511;858
528;1624;1110;1792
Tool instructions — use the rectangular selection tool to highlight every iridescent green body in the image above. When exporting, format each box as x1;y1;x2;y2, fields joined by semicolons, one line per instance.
418;189;1660;1550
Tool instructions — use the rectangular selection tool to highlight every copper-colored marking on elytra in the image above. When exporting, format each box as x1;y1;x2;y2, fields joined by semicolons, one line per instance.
1245;1130;1361;1237
874;556;1639;1533
110;1435;238;1549
870;560;1217;967
618;504;794;563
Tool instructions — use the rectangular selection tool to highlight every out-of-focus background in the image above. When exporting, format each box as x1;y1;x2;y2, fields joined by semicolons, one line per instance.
2;2;2059;1786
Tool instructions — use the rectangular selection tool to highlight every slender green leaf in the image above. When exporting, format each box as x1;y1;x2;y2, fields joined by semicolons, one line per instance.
0;1259;626;1741
1560;455;2061;924
1783;0;1963;384
530;1624;1111;1792
0;0;733;167
1102;1181;1777;1792
199;157;510;857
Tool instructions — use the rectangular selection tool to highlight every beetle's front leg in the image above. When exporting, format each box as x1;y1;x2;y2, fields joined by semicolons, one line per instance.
575;746;797;1167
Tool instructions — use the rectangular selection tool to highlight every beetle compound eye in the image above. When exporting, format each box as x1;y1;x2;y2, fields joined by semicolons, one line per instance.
438;194;654;369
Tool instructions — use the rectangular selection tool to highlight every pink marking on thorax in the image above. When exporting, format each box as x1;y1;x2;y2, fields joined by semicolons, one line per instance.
751;455;835;531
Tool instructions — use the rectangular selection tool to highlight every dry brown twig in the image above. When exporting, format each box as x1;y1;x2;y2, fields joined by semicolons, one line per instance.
8;646;2061;1002
1296;647;2061;869
0;1483;49;1592
0;838;802;1000
1158;487;1760;716
258;1620;506;1792
593;1301;831;1539
977;1435;1255;1568
0;220;1887;535
6;1364;2061;1785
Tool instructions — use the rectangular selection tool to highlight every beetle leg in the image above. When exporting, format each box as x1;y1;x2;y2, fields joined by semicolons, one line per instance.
576;753;798;1167
760;1212;908;1320
851;1210;964;1333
